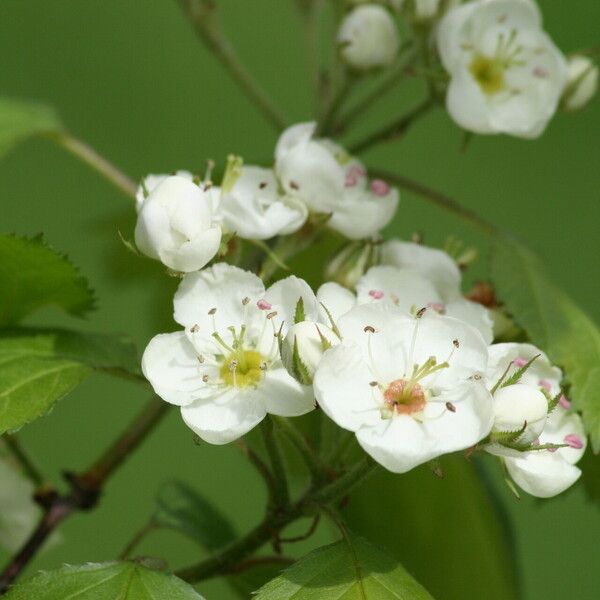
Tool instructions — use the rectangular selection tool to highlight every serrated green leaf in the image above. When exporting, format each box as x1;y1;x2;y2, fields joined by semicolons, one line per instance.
344;456;519;600
491;236;600;451
255;533;433;599
0;327;142;434
153;480;237;550
3;561;205;599
0;235;95;326
0;97;61;158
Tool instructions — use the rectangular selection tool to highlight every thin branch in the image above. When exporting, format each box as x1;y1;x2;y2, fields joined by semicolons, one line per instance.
279;513;321;544
318;71;355;135
0;396;168;594
47;131;137;199
233;439;277;504
2;434;47;489
348;97;436;154
118;523;158;560
178;0;287;131
227;555;294;574
260;417;290;510
367;167;497;237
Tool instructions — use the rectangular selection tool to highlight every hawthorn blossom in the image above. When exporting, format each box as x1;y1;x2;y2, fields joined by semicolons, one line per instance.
337;5;400;71
218;165;308;240
135;170;194;212
135;175;222;273
437;0;568;138
562;55;599;112
485;343;587;497
142;263;317;444
274;123;399;240
314;304;493;473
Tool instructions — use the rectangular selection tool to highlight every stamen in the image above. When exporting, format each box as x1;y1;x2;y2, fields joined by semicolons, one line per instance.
208;308;217;315
513;357;528;368
368;289;384;300
369;381;379;387
364;325;375;333
257;299;272;311
242;297;250;306
446;402;456;413
290;180;300;190
266;311;277;320
370;179;390;196
202;374;209;383
190;324;200;333
559;395;571;409
539;379;552;392
259;181;268;189
564;434;584;450
198;355;205;364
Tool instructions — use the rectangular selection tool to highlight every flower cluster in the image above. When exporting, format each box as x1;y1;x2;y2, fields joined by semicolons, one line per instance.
337;0;598;137
138;119;587;497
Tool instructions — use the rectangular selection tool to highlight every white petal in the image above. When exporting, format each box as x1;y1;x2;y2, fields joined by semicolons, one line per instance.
492;384;548;443
159;226;222;273
437;3;477;72
254;366;316;417
181;389;266;445
317;282;357;323
446;69;496;134
274;122;316;163
445;299;494;344
142;332;212;406
173;263;265;333
505;452;581;498
541;409;586;465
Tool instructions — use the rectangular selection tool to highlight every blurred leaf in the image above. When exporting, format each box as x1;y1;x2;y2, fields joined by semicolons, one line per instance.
344;456;519;600
0;456;39;553
228;563;287;598
255;533;434;599
0;327;142;434
153;480;237;550
579;450;600;505
0;97;60;158
3;561;205;599
491;236;600;451
0;234;95;326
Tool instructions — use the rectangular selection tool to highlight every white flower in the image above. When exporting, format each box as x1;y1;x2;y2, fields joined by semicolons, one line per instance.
437;0;568;138
393;0;444;20
562;55;598;111
218;165;307;240
142;263;317;444
338;5;400;70
275;123;399;240
505;407;587;498
314;304;493;473
317;282;358;322
281;321;341;385
135;170;193;212
135;175;222;273
377;240;493;342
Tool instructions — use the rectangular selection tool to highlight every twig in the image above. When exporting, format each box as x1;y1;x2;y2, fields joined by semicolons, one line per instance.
227;555;294;574
279;513;321;544
47;131;137;199
0;396;168;594
348;97;436;154
178;0;287;131
318;71;355;135
2;435;47;489
260;417;290;510
118;523;158;560
233;439;277;504
367;167;497;237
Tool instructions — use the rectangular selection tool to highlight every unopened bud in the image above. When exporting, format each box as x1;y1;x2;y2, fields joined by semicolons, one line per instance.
391;0;458;22
325;240;380;289
337;5;399;71
562;55;598;112
281;322;340;385
492;384;548;444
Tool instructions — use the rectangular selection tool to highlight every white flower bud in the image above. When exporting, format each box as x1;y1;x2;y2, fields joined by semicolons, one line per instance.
337;5;400;71
281;322;340;385
135;175;222;273
492;384;548;444
562;55;599;112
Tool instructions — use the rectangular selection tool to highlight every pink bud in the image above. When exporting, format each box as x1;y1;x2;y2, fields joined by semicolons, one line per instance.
257;299;272;310
513;357;528;368
564;434;584;450
370;179;390;196
369;289;384;300
559;395;571;409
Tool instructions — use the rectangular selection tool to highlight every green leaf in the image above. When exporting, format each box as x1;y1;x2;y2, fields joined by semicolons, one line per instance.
0;97;61;158
3;561;205;599
344;456;519;600
255;533;433;599
153;480;237;551
491;236;600;450
228;563;287;599
0;235;95;326
0;327;142;434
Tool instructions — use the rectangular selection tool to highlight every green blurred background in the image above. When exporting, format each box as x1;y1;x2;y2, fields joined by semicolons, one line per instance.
1;1;599;598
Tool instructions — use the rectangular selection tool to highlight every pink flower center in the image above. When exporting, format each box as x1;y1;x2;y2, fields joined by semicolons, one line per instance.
369;289;384;300
559;395;571;409
384;379;427;415
564;434;584;450
370;179;390;197
257;299;272;310
513;357;528;368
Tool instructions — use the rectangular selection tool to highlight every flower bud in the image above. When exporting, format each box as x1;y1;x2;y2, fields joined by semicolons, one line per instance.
135;175;222;273
492;384;548;445
337;5;399;71
325;240;380;289
281;322;340;385
561;55;598;112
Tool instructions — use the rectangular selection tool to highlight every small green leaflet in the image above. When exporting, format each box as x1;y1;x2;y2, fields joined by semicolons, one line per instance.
255;533;433;599
0;97;61;158
0;235;95;326
491;236;600;451
152;480;237;550
3;562;205;600
0;328;143;434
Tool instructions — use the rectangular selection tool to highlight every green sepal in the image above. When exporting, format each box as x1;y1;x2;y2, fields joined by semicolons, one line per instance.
315;325;332;352
501;354;540;388
221;154;243;193
547;390;563;413
294;297;305;325
489;421;528;446
291;337;313;385
318;301;342;339
118;230;140;256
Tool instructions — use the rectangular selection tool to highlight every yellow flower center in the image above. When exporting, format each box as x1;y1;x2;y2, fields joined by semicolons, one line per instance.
470;55;506;95
220;350;265;388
